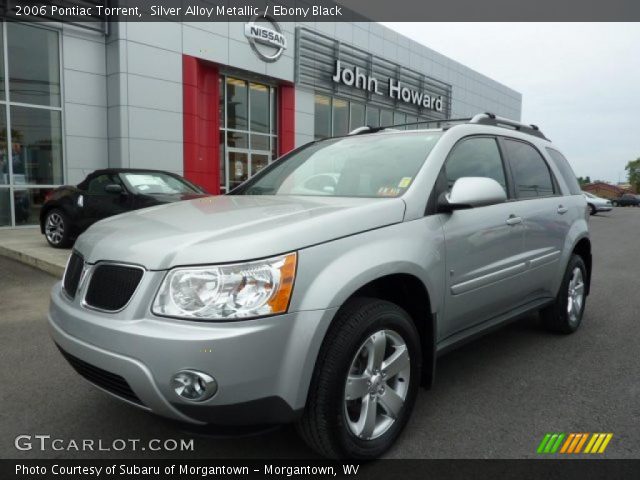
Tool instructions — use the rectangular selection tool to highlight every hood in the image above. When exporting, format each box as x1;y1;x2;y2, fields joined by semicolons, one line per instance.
75;195;406;269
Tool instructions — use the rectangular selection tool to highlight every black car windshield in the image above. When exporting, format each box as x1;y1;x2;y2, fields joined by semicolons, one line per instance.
234;132;442;198
119;172;198;195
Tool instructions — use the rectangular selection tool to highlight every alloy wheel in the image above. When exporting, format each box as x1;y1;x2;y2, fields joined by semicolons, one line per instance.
567;267;585;324
45;212;65;245
343;329;410;440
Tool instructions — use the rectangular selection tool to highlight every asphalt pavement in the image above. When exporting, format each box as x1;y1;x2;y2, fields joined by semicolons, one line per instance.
0;208;638;459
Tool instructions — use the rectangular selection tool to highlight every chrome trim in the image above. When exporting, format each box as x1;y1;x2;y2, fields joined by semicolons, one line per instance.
451;262;527;295
81;261;146;314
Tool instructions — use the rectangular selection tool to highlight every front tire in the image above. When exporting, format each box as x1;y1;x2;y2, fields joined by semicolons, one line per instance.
296;298;421;459
588;204;596;216
44;209;73;248
540;254;587;334
612;201;618;207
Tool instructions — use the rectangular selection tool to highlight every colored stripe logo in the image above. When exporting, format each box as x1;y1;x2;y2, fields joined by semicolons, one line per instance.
537;433;613;454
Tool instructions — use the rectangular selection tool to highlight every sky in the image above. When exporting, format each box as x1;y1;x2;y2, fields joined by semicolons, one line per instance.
381;23;640;184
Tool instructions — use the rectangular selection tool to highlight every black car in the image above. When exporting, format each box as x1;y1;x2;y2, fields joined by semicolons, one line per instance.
40;169;208;248
611;193;640;207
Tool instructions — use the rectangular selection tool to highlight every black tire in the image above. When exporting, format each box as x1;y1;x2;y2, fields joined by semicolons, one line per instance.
612;201;618;207
540;254;588;334
588;204;596;216
296;298;421;459
44;208;73;248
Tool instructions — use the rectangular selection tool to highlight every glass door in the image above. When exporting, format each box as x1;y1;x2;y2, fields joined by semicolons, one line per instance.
226;149;271;191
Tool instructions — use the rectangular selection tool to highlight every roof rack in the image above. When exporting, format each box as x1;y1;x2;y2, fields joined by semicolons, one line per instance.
469;113;548;139
348;112;548;140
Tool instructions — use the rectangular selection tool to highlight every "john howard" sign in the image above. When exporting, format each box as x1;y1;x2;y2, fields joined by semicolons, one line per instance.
332;60;444;112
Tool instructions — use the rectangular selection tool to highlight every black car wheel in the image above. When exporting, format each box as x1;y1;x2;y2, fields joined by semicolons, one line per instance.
44;209;73;248
296;298;421;459
588;204;596;216
612;201;618;207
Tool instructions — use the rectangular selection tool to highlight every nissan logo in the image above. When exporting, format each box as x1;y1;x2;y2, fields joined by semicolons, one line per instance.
244;13;287;62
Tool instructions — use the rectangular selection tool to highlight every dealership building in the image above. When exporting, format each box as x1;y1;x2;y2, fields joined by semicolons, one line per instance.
0;18;522;228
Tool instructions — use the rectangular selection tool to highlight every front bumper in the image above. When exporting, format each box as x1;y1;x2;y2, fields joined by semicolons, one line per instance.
49;281;336;425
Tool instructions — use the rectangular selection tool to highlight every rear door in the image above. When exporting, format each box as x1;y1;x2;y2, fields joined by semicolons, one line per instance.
438;136;529;339
500;138;571;300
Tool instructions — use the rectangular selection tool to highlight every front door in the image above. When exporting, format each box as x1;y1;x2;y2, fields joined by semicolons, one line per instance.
437;136;529;340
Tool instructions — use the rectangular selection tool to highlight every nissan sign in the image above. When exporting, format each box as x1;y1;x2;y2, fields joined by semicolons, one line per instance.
244;13;287;62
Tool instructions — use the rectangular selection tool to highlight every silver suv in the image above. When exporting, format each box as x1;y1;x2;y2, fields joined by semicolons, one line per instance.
49;113;591;459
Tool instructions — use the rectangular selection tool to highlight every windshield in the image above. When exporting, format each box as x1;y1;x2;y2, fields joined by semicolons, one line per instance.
233;132;442;198
119;172;199;195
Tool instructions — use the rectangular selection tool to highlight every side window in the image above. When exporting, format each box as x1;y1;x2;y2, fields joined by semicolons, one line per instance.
87;174;112;194
546;148;581;195
504;139;555;199
444;137;507;191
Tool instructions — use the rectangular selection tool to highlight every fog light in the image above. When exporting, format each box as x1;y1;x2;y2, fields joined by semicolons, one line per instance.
171;370;217;402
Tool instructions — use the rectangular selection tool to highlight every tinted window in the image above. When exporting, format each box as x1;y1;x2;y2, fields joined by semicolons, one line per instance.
87;174;113;194
546;148;581;195
444;137;507;191
504;139;555;198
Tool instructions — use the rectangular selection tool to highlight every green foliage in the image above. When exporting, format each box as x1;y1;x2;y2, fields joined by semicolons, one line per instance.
577;176;591;186
626;158;640;191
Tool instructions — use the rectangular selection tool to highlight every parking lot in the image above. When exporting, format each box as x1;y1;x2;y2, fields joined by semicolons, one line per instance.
1;208;639;459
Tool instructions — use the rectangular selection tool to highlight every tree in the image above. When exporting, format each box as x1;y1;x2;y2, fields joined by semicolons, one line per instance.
626;158;640;192
577;176;591;186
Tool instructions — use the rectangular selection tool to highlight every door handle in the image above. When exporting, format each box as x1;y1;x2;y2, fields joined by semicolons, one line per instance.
506;215;523;226
557;205;569;214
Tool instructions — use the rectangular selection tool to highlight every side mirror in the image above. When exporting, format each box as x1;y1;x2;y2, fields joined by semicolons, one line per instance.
104;184;124;194
438;177;506;212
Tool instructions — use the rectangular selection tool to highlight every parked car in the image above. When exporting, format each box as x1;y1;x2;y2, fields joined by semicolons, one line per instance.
611;193;640;207
582;191;612;215
40;169;208;248
49;114;591;459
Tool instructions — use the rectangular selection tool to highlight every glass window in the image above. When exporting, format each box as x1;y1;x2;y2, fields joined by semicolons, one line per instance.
226;77;248;130
393;112;406;129
9;106;63;185
546;148;581;195
349;103;365;132
332;98;349;136
366;106;379;128
87;174;113;194
228;151;249;190
0;105;7;185
270;87;276;134
227;131;248;149
249;82;269;133
444;137;507;191
380;110;393;128
405;115;417;130
251;133;269;151
7;23;61;107
120;172;198;195
0;23;4;101
14;187;50;225
218;77;224;126
234;132;442;198
0;188;10;226
504;139;555;198
314;94;331;140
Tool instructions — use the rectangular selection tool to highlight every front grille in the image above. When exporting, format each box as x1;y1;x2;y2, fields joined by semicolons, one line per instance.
63;252;84;298
84;264;144;311
57;345;144;406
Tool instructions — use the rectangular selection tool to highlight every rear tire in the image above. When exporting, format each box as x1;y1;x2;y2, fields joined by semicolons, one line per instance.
540;254;587;334
296;298;421;459
612;201;618;207
44;209;73;248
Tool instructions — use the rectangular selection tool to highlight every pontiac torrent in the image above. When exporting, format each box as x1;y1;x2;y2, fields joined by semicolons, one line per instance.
49;113;591;459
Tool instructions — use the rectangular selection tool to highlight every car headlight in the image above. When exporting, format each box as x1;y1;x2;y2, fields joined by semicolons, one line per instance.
152;253;297;320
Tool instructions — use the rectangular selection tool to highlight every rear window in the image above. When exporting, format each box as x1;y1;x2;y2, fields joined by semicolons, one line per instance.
546;148;581;195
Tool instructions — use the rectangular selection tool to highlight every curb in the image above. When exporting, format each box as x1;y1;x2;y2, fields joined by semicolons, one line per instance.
0;245;65;278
